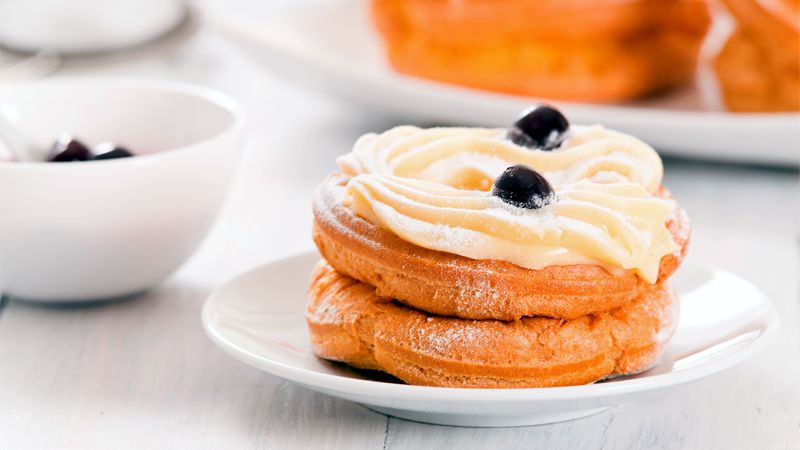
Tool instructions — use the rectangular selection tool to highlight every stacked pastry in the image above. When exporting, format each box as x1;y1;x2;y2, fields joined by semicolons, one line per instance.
371;0;712;102
714;0;800;111
307;106;690;388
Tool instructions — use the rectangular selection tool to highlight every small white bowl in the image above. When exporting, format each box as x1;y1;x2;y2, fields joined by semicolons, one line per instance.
0;78;245;302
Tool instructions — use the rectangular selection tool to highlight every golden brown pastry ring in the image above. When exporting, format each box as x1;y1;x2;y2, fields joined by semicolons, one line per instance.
307;261;678;388
371;0;711;102
313;174;689;321
713;0;800;112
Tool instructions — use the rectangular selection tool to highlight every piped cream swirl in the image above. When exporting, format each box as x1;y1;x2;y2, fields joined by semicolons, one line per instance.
336;125;678;283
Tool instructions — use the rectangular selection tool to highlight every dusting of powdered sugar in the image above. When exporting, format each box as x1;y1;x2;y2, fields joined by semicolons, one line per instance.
410;319;487;357
313;177;385;251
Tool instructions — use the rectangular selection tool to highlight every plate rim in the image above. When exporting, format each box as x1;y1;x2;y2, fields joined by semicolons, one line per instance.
202;251;779;403
199;0;800;166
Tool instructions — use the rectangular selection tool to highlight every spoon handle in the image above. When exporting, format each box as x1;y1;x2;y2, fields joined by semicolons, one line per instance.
0;113;43;162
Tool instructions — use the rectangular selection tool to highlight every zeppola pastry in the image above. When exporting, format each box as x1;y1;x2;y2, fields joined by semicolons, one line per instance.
371;0;712;102
714;0;800;111
307;105;690;388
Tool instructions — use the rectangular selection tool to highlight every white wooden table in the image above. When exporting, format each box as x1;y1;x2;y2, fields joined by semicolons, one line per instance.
1;18;799;450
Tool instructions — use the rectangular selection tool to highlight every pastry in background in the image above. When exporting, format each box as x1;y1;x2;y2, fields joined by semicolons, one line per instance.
714;0;800;112
371;0;712;102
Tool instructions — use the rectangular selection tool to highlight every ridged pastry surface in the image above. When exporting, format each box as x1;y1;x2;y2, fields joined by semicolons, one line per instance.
313;175;688;320
307;261;678;388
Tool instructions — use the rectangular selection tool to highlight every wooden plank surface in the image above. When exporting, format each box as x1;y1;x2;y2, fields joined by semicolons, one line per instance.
1;25;798;450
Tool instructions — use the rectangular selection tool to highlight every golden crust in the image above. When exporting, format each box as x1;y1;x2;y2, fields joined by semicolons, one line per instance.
714;0;800;112
371;0;711;101
307;260;678;388
312;174;689;321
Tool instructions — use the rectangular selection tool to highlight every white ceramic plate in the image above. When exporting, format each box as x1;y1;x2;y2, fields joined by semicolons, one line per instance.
203;251;778;427
197;0;800;166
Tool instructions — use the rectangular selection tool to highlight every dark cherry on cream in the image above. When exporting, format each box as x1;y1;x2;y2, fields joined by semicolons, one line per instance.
491;164;555;209
507;105;569;151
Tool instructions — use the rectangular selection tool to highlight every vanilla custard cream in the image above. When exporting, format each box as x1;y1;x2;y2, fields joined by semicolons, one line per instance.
337;125;678;283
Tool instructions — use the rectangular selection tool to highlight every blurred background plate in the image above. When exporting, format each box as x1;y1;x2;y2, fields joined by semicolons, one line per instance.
196;0;800;166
